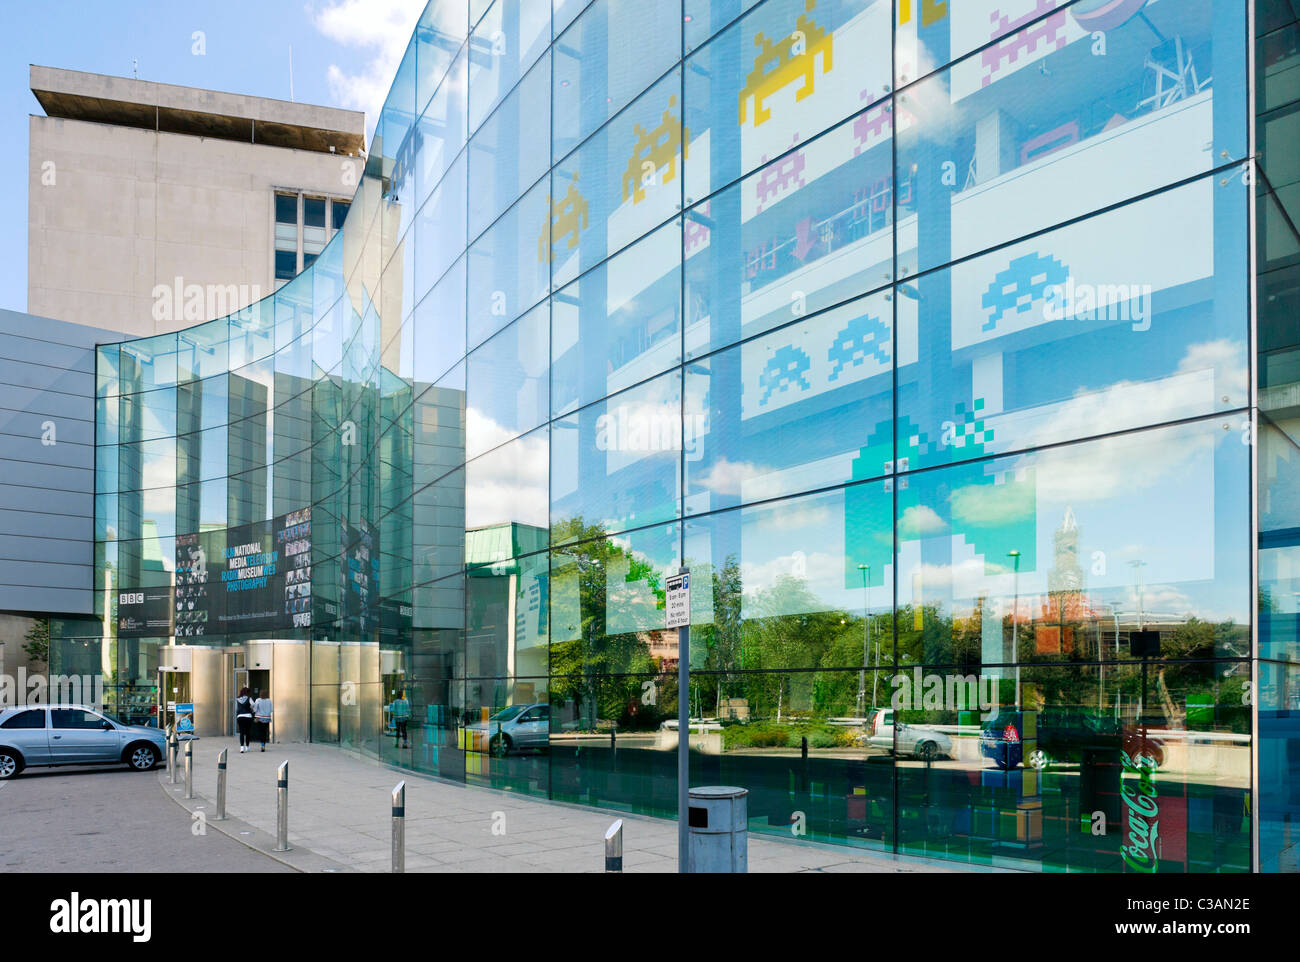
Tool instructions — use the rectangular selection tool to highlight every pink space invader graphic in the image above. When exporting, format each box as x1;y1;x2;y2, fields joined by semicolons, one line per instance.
685;201;711;254
853;103;892;157
755;141;806;214
982;0;1067;88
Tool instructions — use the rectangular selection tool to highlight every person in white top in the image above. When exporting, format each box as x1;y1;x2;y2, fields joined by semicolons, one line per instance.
252;691;274;751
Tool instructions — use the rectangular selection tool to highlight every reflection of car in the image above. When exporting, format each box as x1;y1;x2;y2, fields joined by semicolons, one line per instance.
0;705;167;779
867;709;952;761
980;709;1137;771
467;703;550;757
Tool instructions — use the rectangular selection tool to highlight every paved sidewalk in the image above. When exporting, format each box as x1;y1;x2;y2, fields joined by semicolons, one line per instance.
159;737;966;873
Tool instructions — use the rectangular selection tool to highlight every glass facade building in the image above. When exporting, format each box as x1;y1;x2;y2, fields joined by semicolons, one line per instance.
64;0;1300;871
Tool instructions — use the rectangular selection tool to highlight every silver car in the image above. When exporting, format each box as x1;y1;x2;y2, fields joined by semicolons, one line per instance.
467;703;550;756
0;704;167;779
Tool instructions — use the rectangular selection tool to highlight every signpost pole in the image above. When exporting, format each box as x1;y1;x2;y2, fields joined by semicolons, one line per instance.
667;567;691;874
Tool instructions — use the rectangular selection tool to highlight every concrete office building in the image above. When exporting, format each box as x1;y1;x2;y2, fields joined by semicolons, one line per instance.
27;66;366;337
0;0;1296;874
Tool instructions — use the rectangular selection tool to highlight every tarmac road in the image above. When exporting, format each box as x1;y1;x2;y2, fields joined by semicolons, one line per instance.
0;763;292;872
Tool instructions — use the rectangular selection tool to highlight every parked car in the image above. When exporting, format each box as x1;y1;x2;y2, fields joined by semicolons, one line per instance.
0;705;167;779
466;703;550;756
867;708;953;761
980;709;1147;771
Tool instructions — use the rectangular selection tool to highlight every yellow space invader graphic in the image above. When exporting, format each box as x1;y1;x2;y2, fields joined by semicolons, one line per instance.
898;0;948;27
538;176;589;264
738;0;834;128
622;96;689;205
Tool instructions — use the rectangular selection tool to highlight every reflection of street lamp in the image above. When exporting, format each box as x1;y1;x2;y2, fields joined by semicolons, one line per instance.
1128;560;1147;630
857;564;870;717
1008;550;1022;708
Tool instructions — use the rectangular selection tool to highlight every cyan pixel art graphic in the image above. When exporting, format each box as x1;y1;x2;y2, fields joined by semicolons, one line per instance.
981;251;1069;332
827;312;891;380
758;344;813;405
951;398;995;451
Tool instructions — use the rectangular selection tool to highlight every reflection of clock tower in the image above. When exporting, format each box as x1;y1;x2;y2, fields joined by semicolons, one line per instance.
1043;507;1087;653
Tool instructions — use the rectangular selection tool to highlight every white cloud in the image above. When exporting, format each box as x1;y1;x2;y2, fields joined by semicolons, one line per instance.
312;0;428;139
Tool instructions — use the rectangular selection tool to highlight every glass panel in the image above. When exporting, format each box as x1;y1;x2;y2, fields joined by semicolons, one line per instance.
894;0;1069;88
466;301;550;459
468;0;552;134
468;50;551;240
414;152;468;306
684;289;894;515
684;104;895;361
684;0;890;200
467;178;551;349
897;416;1250;670
893;661;1249;872
464;424;550;534
549;522;680;673
551;368;683;543
898;175;1249;471
551;69;682;285
552;220;682;416
553;0;682;157
896;0;1249;275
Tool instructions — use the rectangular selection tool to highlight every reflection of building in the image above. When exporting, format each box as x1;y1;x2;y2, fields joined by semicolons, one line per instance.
4;0;1292;874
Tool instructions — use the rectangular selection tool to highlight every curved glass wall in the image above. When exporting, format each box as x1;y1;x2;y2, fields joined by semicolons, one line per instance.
77;0;1267;871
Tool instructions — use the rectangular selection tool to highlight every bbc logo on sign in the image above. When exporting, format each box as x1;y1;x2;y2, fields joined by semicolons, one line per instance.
120;592;143;605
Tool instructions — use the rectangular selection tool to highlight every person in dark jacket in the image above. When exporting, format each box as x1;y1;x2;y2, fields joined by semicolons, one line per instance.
235;687;255;753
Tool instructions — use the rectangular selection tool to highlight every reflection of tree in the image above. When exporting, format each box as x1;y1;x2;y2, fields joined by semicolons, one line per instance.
548;517;666;729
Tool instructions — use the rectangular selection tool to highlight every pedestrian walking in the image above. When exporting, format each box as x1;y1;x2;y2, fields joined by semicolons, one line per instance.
390;691;412;749
253;689;274;751
235;687;255;753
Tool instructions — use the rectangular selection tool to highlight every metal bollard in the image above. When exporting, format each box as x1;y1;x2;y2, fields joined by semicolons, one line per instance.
183;740;194;799
604;819;624;873
391;781;405;874
275;761;290;852
214;748;228;820
168;734;178;784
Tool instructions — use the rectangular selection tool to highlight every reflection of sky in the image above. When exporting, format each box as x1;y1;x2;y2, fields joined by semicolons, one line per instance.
679;418;1249;627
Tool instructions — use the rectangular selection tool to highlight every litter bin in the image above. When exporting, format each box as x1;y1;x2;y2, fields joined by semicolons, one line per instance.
688;786;748;873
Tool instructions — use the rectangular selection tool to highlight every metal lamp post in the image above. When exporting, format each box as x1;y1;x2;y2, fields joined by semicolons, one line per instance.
1008;550;1021;708
857;563;870;716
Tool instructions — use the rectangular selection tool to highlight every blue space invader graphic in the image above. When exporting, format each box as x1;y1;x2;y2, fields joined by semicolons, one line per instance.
759;344;812;405
981;252;1068;332
827;313;890;381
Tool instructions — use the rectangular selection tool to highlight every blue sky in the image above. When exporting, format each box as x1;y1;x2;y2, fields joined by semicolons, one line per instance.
0;0;429;313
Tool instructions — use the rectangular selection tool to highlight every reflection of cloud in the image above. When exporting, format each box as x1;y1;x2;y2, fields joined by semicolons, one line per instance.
1030;428;1214;505
1010;340;1245;498
949;479;1034;527
898;504;947;537
465;406;519;459
464;430;548;530
740;551;844;603
694;458;793;502
751;502;832;532
313;0;428;138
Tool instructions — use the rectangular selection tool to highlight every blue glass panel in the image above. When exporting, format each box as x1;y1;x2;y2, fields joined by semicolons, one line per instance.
684;0;890;201
685;289;893;516
467;178;551;349
684;104;895;360
896;0;1249;275
551;69;682;285
551;367;683;543
552;220;682;416
553;0;682;158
